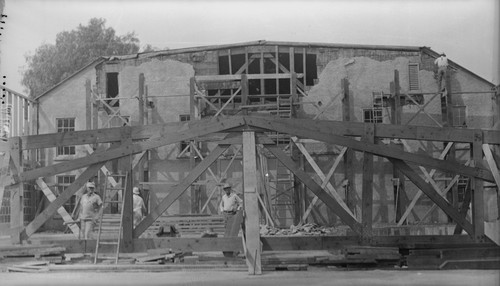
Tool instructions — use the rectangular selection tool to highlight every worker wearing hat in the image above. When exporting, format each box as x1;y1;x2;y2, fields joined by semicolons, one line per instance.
78;181;102;239
132;187;146;227
219;182;243;218
434;52;449;91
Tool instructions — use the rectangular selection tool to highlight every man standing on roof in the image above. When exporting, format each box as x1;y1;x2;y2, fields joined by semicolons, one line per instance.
79;182;102;239
133;187;146;228
434;53;449;91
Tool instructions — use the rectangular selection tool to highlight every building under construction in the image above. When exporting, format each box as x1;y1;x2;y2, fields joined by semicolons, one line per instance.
0;40;499;273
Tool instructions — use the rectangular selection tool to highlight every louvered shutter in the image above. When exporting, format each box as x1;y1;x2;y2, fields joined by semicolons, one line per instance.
408;63;420;91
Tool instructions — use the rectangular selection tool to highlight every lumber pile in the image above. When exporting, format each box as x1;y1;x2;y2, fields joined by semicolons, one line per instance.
0;244;65;264
143;215;226;238
406;247;500;269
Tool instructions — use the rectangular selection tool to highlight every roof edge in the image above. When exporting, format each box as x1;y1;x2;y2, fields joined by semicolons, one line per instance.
34;57;106;101
421;47;495;87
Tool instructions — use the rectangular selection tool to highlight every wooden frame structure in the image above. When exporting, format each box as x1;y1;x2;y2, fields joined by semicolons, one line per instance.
0;114;499;272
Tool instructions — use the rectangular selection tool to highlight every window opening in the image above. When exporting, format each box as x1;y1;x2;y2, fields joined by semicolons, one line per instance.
56;118;75;155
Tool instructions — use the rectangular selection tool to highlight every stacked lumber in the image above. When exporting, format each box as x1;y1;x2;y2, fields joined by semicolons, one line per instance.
406;247;500;269
144;215;226;238
0;244;65;264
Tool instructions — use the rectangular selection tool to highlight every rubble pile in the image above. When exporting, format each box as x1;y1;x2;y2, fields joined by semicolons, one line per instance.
260;223;347;236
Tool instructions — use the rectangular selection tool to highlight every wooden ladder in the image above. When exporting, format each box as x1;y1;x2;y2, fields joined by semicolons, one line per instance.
94;172;128;264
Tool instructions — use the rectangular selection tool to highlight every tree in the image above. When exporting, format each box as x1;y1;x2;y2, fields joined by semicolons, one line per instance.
22;18;141;97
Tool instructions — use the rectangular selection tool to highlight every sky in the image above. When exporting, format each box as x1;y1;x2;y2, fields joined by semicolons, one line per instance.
0;0;499;95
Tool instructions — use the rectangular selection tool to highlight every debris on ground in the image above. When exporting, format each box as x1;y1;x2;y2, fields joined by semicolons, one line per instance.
260;223;348;236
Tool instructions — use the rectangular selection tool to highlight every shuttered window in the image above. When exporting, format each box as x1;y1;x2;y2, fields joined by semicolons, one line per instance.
408;63;420;91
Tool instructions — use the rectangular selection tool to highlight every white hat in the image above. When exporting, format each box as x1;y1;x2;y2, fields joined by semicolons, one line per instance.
133;187;140;195
86;182;95;188
222;182;231;189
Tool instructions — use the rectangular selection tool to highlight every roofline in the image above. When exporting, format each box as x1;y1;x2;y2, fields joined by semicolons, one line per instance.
108;40;422;61
421;47;495;87
34;57;106;101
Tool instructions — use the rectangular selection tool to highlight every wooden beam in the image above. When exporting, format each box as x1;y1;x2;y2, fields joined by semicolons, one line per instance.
293;138;354;220
262;139;363;235
18;117;245;183
472;132;485;240
134;145;229;237
397;141;454;225
36;178;80;237
85;80;92;130
361;124;374;238
242;131;262;275
9;137;23;243
244;117;495;183
138;73;145;125
389;158;474;235
482;144;500;188
21;162;106;239
19;117;500;150
454;183;472;234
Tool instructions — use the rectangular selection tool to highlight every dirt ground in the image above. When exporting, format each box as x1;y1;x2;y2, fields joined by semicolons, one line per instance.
1;269;499;286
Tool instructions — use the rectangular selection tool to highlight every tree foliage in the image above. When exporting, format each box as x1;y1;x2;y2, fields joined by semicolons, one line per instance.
22;18;141;97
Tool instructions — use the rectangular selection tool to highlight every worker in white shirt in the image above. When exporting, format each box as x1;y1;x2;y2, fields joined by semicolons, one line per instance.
434;53;449;91
219;182;243;221
132;187;146;228
78;182;102;239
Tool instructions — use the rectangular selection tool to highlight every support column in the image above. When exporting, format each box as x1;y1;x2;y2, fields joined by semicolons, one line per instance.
9;137;23;244
119;129;134;252
361;124;374;241
390;70;406;222
85;79;92;130
472;131;484;241
242;131;262;275
342;78;355;215
138;73;145;125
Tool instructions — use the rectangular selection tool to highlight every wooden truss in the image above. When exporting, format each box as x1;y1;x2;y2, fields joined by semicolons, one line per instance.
1;116;499;270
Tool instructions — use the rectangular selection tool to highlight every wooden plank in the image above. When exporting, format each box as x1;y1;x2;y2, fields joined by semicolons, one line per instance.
242;131;262;275
397;141;454;225
18;117;245;183
0;150;11;209
134;145;229;237
389;158;474;235
138;73;145;125
472;133;484;239
482;144;500;188
362;124;374;238
454;185;472;234
245;117;495;183
21;161;106;239
293;139;353;220
35;178;80;237
85;79;92;130
262;139;363;235
19;117;500;150
9;137;23;243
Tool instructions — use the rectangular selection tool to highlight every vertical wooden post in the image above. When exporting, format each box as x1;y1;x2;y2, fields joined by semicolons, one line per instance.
85;79;92;130
472;131;484;241
242;131;262;275
342;78;355;214
190;77;196;120
291;73;298;116
259;51;265;103
138;73;145;126
241;74;249;115
122;162;134;252
9;137;23;244
391;71;406;222
92;86;99;131
361;124;374;241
